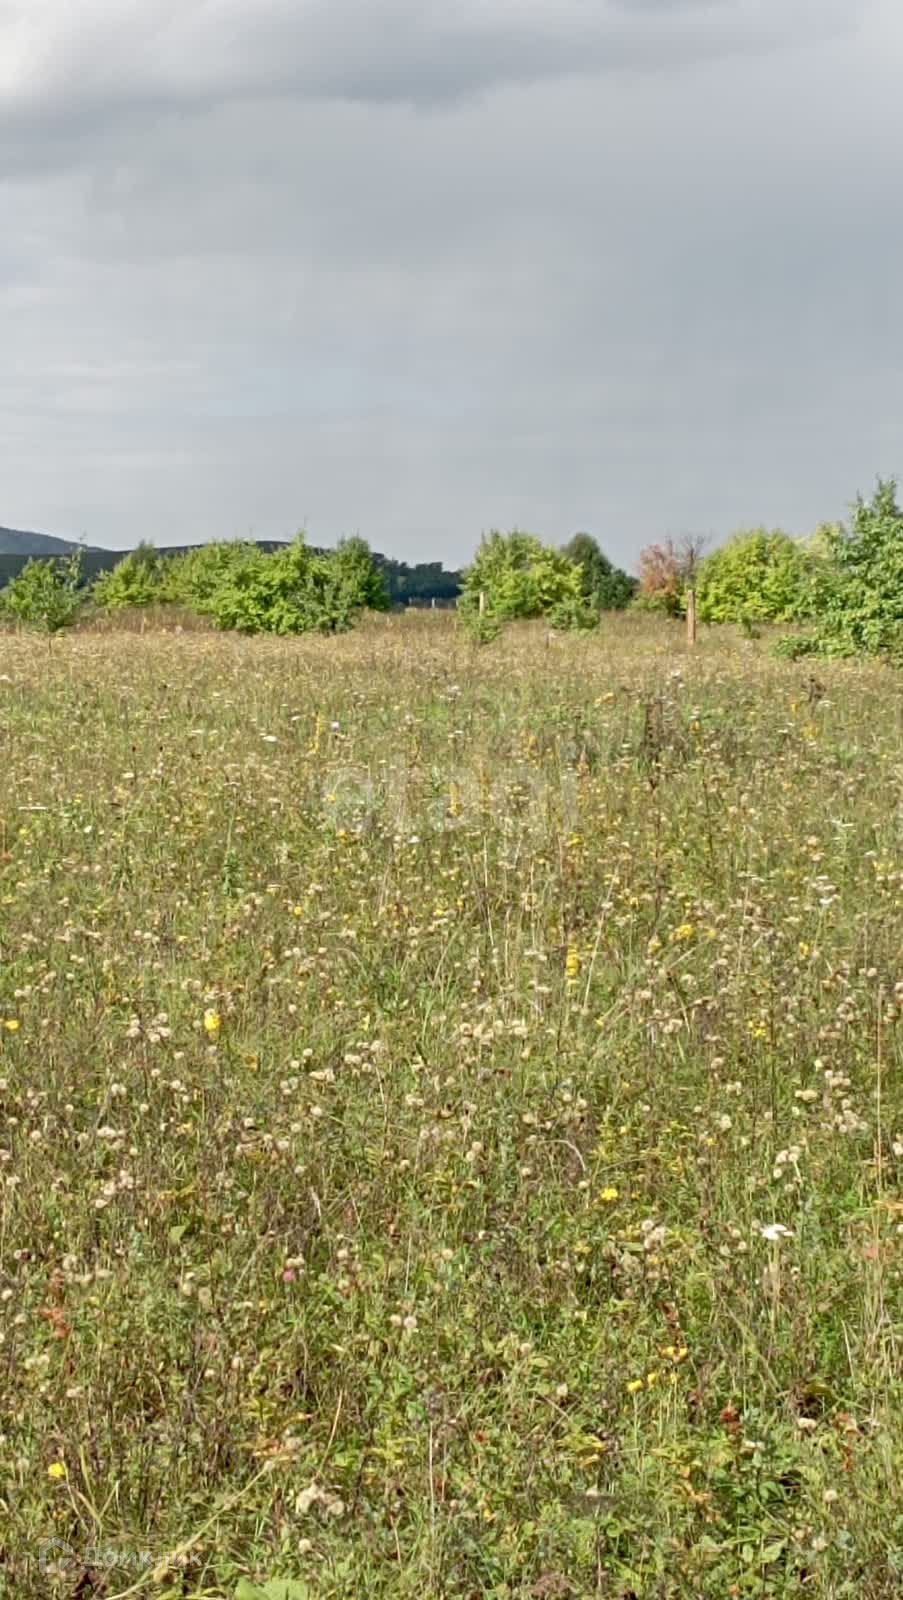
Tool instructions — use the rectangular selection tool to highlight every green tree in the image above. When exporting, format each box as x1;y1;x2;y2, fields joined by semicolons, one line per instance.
460;531;589;626
93;542;164;609
811;479;903;657
201;535;366;635
695;529;817;624
333;537;390;611
163;540;270;607
562;533;636;611
0;548;84;635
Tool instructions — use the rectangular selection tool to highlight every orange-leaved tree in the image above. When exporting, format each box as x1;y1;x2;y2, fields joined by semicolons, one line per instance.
636;536;706;616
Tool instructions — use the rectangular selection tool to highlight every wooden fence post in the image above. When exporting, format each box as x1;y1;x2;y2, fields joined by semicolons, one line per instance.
686;588;697;647
479;591;486;616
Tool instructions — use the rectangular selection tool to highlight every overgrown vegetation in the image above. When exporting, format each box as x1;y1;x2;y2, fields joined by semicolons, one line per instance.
92;542;166;611
164;536;370;635
695;529;818;625
2;479;902;661
459;530;589;628
89;534;389;635
634;537;706;617
0;546;84;635
805;479;903;659
1;613;900;1597
459;531;633;634
0;544;463;609
562;533;636;612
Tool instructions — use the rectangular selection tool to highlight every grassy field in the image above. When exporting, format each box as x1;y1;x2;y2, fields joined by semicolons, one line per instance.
0;613;900;1599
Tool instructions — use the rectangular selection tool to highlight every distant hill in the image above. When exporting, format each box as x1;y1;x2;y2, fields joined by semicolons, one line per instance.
0;526;102;556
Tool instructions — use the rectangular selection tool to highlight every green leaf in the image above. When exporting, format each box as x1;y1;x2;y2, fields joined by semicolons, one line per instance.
235;1581;310;1600
760;1541;786;1564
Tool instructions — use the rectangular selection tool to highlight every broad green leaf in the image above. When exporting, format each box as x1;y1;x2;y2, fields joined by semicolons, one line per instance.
235;1581;310;1600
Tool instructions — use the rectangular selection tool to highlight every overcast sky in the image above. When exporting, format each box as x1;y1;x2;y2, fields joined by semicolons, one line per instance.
1;1;901;565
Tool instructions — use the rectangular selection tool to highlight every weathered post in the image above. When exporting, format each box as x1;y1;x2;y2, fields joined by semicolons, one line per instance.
686;588;697;647
479;591;486;617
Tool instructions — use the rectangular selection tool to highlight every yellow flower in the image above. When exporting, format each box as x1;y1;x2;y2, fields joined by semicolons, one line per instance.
3;1019;19;1032
660;1345;688;1363
626;1378;644;1394
47;1461;66;1480
203;1009;221;1038
599;1186;620;1204
798;941;810;958
565;944;580;980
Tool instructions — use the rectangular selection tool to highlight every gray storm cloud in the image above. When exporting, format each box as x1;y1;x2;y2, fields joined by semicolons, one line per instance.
0;1;858;123
0;0;900;560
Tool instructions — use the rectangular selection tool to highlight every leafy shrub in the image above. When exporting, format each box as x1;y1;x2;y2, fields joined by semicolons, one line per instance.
199;535;371;635
546;594;600;632
801;521;841;560
561;532;636;611
333;537;390;612
0;548;84;634
96;535;389;636
459;610;502;645
634;538;698;616
695;529;818;624
163;540;274;607
808;479;903;658
772;632;818;660
460;530;586;624
93;543;164;609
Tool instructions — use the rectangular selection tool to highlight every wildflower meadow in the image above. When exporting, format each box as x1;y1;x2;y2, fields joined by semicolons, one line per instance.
0;611;900;1598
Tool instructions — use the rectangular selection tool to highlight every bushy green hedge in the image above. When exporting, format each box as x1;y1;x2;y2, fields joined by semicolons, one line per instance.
193;539;360;635
812;480;903;658
0;549;84;634
772;482;903;661
695;529;818;624
333;536;390;613
92;543;165;610
162;540;272;608
459;531;594;629
89;535;388;635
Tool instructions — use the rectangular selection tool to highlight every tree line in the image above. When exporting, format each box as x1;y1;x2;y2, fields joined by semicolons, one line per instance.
2;478;902;659
0;541;461;609
460;480;903;660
